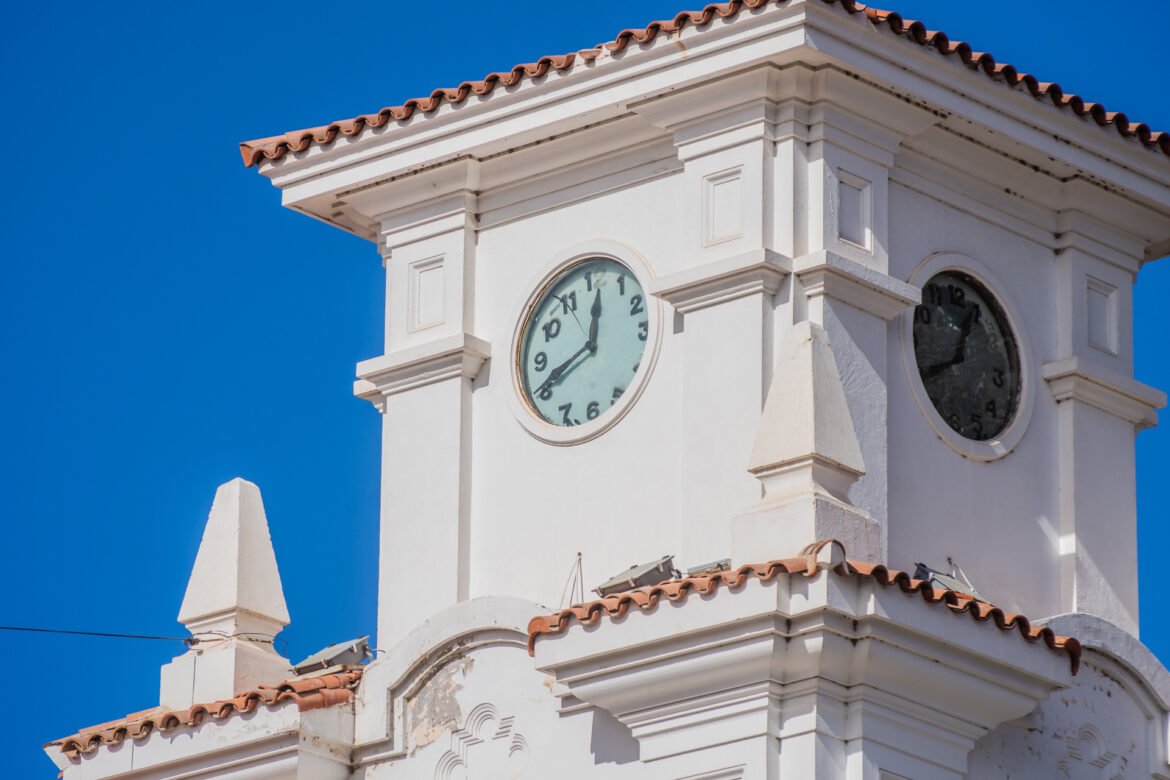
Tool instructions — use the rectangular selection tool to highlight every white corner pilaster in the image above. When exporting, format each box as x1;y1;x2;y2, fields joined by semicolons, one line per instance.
637;68;794;566
780;68;936;559
347;161;489;649
1043;357;1165;635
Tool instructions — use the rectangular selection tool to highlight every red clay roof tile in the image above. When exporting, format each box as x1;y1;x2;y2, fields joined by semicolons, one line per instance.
47;668;363;760
240;0;1170;168
526;542;1082;675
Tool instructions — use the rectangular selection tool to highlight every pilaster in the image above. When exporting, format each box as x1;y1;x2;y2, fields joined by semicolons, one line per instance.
1044;183;1166;636
782;68;935;557
637;69;793;567
348;161;488;649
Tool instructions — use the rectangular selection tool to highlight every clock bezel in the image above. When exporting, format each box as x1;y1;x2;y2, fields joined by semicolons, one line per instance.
508;240;662;446
900;252;1035;461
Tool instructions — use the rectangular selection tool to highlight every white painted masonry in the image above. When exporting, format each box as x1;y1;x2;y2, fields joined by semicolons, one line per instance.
48;1;1170;777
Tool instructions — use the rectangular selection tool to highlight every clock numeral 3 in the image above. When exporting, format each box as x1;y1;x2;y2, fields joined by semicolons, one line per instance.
637;320;648;341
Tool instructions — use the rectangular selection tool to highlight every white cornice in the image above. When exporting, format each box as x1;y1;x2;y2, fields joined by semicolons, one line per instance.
1043;357;1166;428
794;250;920;320
354;333;491;409
649;249;791;314
255;1;1170;245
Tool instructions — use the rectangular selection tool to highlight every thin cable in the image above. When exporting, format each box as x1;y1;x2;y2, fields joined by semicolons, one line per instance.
0;625;187;642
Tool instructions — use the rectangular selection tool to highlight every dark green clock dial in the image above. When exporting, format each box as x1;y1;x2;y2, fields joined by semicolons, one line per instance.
913;271;1020;441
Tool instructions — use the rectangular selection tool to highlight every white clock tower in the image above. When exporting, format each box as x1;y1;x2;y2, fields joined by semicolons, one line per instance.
49;2;1170;778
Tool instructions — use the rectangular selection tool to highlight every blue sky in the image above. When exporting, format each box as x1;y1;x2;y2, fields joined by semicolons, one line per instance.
2;1;1168;774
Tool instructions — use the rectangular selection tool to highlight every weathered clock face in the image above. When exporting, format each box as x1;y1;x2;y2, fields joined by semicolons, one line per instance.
519;258;648;426
913;271;1021;441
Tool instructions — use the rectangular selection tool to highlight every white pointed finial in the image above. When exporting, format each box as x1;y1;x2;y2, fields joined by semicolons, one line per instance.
160;479;292;709
747;320;865;500
178;478;290;633
733;322;880;563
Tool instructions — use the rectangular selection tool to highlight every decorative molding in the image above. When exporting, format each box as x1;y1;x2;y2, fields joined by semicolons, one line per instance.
1043;357;1165;428
433;703;529;780
1056;724;1128;780
649;249;791;314
794;250;919;320
355;333;490;409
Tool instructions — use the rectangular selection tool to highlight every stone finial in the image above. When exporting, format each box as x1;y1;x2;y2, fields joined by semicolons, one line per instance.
747;321;865;500
160;479;292;709
733;322;879;563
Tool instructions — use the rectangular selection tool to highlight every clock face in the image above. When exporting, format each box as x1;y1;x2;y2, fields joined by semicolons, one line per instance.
913;271;1021;441
519;258;649;426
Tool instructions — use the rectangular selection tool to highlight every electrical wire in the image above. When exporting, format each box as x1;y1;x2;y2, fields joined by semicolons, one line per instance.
0;625;187;641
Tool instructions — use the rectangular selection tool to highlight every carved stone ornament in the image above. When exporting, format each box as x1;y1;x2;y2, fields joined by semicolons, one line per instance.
433;703;529;780
1056;725;1128;780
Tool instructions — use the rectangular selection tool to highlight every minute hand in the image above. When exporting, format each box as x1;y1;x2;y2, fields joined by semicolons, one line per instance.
535;342;591;395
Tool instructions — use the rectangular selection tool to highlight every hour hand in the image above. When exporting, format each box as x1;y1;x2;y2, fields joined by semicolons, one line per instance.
535;343;591;395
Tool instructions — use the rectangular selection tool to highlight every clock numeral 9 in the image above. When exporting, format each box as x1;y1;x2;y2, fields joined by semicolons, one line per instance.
916;306;932;325
587;401;600;420
629;295;644;316
542;318;562;342
533;352;548;372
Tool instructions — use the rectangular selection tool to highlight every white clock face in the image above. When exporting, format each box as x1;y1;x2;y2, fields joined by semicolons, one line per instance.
519;258;648;426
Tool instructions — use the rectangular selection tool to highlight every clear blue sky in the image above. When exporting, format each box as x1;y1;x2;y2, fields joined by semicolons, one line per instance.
2;1;1167;774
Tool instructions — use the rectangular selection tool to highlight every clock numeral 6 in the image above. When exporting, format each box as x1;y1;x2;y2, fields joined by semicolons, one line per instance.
533;352;548;372
542;318;562;342
587;401;600;420
539;385;553;401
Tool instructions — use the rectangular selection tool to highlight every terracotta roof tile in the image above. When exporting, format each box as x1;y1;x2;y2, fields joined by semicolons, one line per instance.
47;668;363;760
526;540;1082;674
240;0;1170;167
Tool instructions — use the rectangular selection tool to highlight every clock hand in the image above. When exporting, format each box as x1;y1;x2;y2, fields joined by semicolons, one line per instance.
921;306;978;380
550;292;587;337
535;342;592;395
587;289;601;352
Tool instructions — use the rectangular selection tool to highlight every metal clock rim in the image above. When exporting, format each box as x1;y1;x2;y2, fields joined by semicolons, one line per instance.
507;240;663;446
900;251;1036;462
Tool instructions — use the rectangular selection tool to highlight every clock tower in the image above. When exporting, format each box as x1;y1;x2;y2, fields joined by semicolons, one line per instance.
251;50;1167;651
49;3;1170;779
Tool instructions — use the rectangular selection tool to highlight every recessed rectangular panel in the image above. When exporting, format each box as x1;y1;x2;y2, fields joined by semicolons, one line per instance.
1086;276;1118;355
409;255;445;331
704;168;743;245
837;170;871;250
